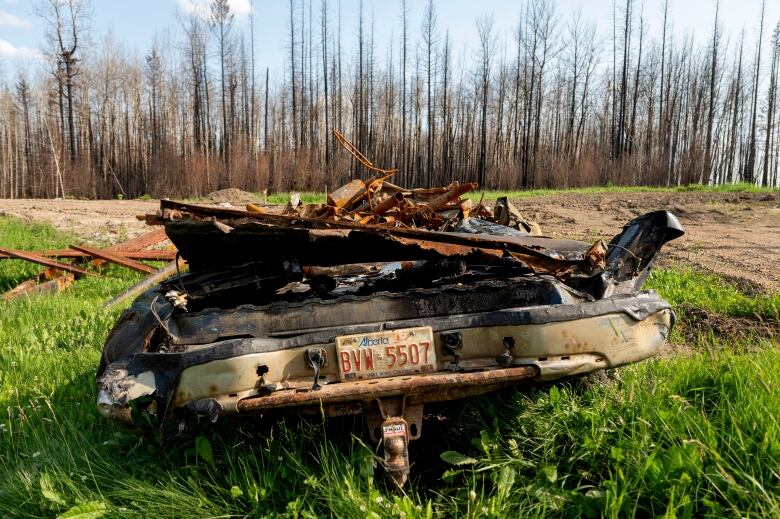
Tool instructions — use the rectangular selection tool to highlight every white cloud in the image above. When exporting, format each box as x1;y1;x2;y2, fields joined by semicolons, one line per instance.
0;39;44;60
177;0;252;20
0;9;31;27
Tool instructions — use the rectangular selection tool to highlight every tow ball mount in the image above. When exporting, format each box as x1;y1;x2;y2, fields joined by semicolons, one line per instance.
365;396;423;486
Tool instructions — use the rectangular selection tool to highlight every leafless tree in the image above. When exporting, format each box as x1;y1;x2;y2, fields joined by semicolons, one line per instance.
3;0;780;200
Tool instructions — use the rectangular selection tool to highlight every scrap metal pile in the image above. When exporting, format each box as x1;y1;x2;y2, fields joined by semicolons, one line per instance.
148;189;609;288
237;130;541;235
244;178;541;236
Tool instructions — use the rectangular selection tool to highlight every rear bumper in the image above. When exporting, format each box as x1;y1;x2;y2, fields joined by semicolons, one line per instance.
97;290;673;426
236;365;540;414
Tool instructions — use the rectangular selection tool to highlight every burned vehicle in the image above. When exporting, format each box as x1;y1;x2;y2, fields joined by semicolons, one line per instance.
96;181;683;485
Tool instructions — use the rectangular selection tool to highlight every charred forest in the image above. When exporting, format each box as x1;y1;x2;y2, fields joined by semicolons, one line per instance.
1;0;779;199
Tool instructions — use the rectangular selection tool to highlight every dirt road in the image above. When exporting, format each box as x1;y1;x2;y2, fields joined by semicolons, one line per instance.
1;191;778;292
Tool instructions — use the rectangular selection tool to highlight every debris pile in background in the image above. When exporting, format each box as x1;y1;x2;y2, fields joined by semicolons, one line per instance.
246;178;541;235
246;179;484;230
244;130;542;235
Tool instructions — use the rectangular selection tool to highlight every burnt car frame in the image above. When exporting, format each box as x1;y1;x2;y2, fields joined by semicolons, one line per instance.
97;199;683;485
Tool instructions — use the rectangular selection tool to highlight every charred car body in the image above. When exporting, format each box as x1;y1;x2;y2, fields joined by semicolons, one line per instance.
96;185;683;485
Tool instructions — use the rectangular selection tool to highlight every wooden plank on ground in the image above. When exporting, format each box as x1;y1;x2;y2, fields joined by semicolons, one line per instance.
70;244;157;274
0;247;90;276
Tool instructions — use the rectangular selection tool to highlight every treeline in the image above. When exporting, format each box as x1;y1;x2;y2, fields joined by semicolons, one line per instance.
1;0;779;199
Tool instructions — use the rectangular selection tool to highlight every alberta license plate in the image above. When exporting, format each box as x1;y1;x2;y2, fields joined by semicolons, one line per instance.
336;326;436;381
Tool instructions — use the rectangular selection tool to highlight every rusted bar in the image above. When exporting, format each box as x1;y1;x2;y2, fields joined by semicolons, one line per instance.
0;250;177;261
302;261;423;278
236;365;538;413
332;129;398;176
106;228;168;252
246;203;267;214
0;247;90;276
112;250;176;261
372;192;405;215
102;258;187;309
70;245;157;274
379;183;451;196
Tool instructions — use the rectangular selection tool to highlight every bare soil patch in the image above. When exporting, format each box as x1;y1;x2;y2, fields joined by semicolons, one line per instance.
0;199;158;244
677;303;779;343
660;303;779;357
0;191;778;291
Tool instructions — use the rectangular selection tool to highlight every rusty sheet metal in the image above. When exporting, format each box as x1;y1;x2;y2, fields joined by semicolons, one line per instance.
157;200;603;278
327;179;367;209
71;244;157;274
2;270;75;301
381;233;603;278
236;365;539;413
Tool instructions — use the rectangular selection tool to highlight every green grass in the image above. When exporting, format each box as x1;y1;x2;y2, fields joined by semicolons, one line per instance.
264;192;329;205
0;217;778;517
647;268;780;322
475;181;778;201
245;182;778;206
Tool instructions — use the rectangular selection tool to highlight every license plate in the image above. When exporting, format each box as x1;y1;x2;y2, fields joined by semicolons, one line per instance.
336;326;436;381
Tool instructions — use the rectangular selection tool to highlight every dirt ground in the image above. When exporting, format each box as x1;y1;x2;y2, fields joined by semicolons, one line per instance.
510;191;780;293
0;199;158;243
0;190;778;292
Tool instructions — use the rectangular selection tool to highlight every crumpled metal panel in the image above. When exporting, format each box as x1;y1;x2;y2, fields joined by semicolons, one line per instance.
158;200;610;279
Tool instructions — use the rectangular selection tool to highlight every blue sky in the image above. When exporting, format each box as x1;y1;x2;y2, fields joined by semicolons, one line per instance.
1;0;779;81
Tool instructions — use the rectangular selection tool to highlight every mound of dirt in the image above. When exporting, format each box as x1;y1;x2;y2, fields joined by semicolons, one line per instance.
677;303;779;343
204;188;260;206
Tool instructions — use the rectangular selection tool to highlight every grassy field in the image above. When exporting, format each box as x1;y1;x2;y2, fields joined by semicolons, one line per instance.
260;182;778;205
0;216;778;517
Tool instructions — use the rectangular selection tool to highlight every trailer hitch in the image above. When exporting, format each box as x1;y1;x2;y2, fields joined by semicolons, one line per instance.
366;396;423;486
